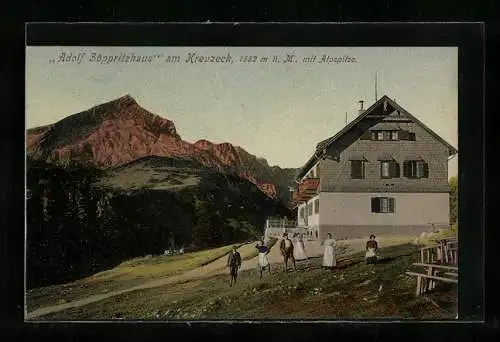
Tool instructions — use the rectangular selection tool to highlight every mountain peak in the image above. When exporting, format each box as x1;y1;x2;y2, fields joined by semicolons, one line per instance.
95;94;138;114
114;94;137;106
194;139;214;150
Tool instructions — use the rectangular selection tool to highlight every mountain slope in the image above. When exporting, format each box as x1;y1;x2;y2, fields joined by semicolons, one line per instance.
27;95;298;201
26;156;292;289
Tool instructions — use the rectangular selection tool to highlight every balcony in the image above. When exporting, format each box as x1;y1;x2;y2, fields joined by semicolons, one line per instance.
292;178;320;203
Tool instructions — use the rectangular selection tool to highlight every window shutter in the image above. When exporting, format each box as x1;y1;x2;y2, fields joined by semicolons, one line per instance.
389;198;395;213
360;131;371;140
403;161;409;177
371;197;380;213
389;161;397;178
399;130;410;140
351;161;362;179
423;162;429;178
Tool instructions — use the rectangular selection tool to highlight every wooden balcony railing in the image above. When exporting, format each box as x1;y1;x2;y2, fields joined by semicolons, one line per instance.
291;177;320;203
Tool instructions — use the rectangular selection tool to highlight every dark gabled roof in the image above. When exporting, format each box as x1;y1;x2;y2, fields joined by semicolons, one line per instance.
296;95;458;180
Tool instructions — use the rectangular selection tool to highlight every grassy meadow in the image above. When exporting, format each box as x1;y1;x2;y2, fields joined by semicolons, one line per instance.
33;241;457;321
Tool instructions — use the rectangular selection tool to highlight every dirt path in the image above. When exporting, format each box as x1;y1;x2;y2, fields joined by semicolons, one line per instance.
26;236;414;320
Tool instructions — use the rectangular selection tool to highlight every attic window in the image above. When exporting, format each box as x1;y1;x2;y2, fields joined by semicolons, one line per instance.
370;130;400;141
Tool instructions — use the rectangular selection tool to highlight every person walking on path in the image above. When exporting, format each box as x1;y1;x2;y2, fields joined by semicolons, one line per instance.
322;233;337;270
280;233;297;272
255;240;271;278
365;234;379;264
227;246;242;286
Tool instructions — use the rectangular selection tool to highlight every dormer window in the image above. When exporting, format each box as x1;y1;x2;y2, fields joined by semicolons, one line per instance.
363;130;414;141
369;130;400;141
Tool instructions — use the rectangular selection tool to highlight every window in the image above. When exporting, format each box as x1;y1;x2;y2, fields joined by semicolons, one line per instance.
351;160;365;179
380;161;390;178
371;197;395;213
314;199;320;214
403;160;429;178
380;160;400;179
367;130;401;141
398;130;416;141
299;207;305;218
307;203;313;216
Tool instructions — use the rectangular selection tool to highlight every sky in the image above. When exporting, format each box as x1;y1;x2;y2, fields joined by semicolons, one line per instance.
26;46;458;177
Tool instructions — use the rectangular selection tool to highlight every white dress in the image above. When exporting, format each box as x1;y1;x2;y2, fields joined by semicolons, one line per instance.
322;238;337;267
258;252;270;268
365;248;376;258
293;238;308;260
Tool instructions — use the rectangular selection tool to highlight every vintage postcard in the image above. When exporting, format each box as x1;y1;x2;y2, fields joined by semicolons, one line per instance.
25;44;459;321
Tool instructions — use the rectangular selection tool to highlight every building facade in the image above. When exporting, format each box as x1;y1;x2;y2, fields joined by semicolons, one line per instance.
292;95;457;241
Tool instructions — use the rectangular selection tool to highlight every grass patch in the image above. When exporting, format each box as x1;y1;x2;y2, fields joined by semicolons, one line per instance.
26;242;250;312
34;242;457;321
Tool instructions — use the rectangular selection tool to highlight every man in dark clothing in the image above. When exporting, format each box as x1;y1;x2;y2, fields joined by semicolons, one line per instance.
279;233;296;272
227;246;242;286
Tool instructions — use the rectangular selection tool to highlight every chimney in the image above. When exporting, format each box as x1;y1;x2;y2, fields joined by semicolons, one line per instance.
358;100;365;115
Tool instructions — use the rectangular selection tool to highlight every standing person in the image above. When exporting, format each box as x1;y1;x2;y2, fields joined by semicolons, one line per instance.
322;233;337;270
227;246;242;287
365;234;378;264
279;233;297;272
255;240;271;278
293;233;309;264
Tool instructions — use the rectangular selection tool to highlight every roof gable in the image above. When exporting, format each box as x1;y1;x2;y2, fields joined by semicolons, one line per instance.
297;95;457;179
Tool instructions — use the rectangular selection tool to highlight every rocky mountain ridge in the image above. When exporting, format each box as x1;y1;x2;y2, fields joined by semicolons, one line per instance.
27;95;298;201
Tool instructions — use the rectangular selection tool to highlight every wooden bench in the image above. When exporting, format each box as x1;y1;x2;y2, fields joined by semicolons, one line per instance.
447;247;459;265
433;237;458;264
420;244;442;264
407;263;458;296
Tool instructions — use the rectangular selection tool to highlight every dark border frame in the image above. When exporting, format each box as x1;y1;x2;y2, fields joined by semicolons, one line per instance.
9;22;487;338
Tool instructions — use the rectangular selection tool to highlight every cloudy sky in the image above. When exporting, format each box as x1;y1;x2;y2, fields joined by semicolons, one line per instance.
26;46;458;177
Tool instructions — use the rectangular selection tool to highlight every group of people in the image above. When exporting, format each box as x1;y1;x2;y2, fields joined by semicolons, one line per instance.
226;232;379;286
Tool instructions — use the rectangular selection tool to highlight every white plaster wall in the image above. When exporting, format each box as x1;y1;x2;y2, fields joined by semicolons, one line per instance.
318;192;449;226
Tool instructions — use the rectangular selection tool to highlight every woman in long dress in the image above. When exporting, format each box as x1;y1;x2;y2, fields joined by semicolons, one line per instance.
255;240;271;278
322;233;337;270
365;234;378;264
293;234;308;261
